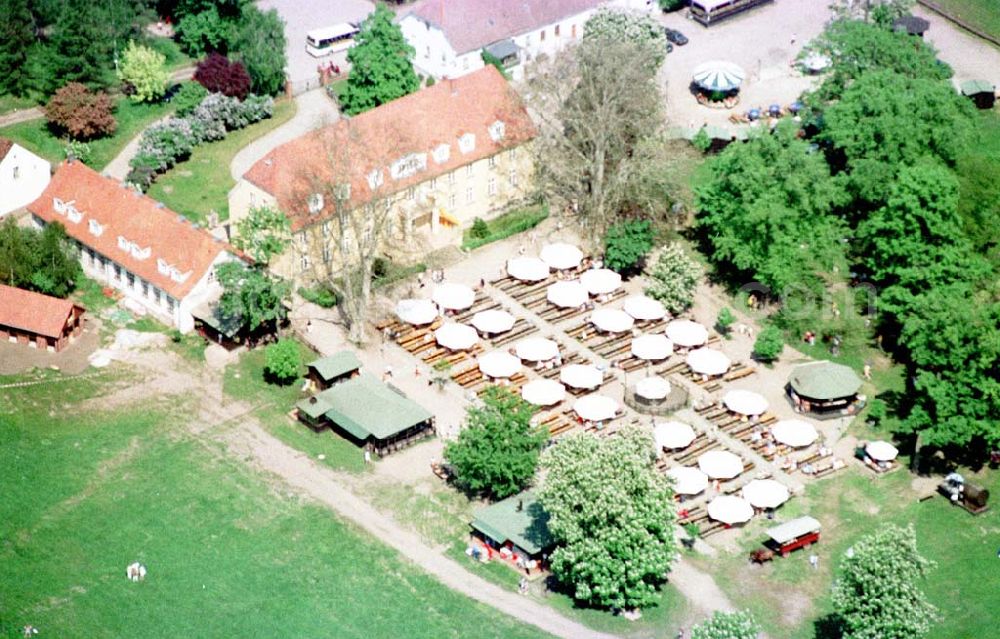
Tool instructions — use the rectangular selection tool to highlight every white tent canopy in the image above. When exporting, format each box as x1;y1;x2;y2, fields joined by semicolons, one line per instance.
560;364;603;390
667;466;708;495
771;420;819;448
547;281;588;308
477;351;521;378
631;334;673;361
707;495;754;524
665;319;709;348
686;348;731;376
434;323;478;350
866;440;899;462
655;420;696;450
635;376;671;400
741;479;790;509
692;60;746;92
515;337;560;362
395;298;438;325
724;389;769;416
591;308;635;333
540;242;584;270
521;379;567;406
698;450;744;479
573;394;619;422
432;283;476;311
623;295;666;321
507;257;549;282
471;309;515;334
580;268;622;295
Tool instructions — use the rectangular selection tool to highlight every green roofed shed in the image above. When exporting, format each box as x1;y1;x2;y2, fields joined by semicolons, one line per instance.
308;350;362;387
961;80;995;96
788;360;862;401
471;491;553;556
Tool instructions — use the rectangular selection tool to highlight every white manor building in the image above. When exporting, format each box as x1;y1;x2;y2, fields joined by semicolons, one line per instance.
0;137;51;217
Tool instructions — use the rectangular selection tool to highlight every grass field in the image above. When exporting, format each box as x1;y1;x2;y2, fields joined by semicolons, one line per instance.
146;99;297;223
932;0;1000;41
0;94;36;115
0;372;547;639
462;204;549;250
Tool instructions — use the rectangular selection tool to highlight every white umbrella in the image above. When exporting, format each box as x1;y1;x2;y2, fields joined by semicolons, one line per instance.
623;295;666;322
692;60;746;92
432;283;476;311
741;479;790;509
591;308;635;333
560;364;603;390
707;495;754;524
665;319;709;348
686;348;731;376
515;337;559;362
866;440;899;462
521;379;566;406
698;450;744;479
540;242;583;270
477;351;521;378
580;268;622;295
655;420;696;450
573;394;619;422
802;53;831;73
771;420;819;448
723;389;769;416
631;334;673;361
395;298;438;325
635;376;671;400
547;280;588;308
507;257;549;282
667;466;709;495
434;323;478;350
471;309;515;334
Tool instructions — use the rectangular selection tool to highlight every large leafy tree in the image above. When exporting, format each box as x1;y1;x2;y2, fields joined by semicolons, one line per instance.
0;0;35;97
43;0;119;92
176;7;234;56
444;386;546;499
603;219;653;273
216;261;290;337
539;426;677;611
340;4;419;115
233;6;287;96
691;609;762;639
263;338;301;384
644;243;702;315
233;205;290;265
831;524;938;639
583;7;666;70
117;41;169;103
0;219;81;298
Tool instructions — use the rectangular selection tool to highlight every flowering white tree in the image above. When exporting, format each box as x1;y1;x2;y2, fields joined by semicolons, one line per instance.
691;609;762;639
644;243;703;315
829;0;915;24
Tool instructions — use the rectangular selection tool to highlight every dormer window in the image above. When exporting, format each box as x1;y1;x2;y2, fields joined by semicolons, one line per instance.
157;258;170;275
432;143;451;164
489;120;506;141
169;268;192;283
367;169;384;190
53;197;67;214
390;153;427;180
117;235;131;252
308;193;324;214
458;133;475;154
131;245;151;260
88;219;104;236
66;205;83;224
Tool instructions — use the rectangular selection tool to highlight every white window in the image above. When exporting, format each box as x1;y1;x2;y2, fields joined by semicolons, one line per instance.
341;234;353;253
465;164;474;177
154;288;161;304
432;143;450;164
157;258;171;276
88;219;104;236
488;156;496;168
508;149;516;162
462;56;469;70
250;191;256;206
141;280;148;296
53;197;66;214
117;235;130;252
367;169;384;190
323;246;331;262
465;187;474;204
508;168;518;187
448;193;456;208
458;133;475;154
131;245;151;260
488;177;497;196
429;178;437;190
301;255;310;271
167;296;176;312
407;187;415;201
448;171;456;186
489;120;506;142
299;232;308;247
12;166;19;180
308;193;324;213
555;25;561;37
425;45;430;58
390;153;427;180
322;221;330;237
363;226;372;244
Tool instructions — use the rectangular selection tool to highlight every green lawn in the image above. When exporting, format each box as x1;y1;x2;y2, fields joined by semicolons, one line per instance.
462;204;550;250
146;99;297;223
144;36;193;73
0;97;175;170
0;372;547;639
932;0;1000;42
0;94;37;115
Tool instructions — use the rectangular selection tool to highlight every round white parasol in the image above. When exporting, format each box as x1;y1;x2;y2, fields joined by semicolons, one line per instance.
471;309;515;334
573;394;619;421
698;450;744;479
623;295;666;322
771;420;819;448
692;60;746;92
707;495;754;524
667;466;709;495
723;389;769;416
547;280;588;308
741;479;790;509
521;379;567;406
866;440;899;462
655;420;696;450
477;351;521;378
432;282;476;311
580;268;622;295
515;337;560;362
559;364;603;390
395;298;438;325
434;323;478;350
540;242;583;270
635;376;671;400
665;319;709;348
631;334;674;361
507;257;549;282
591;308;635;333
686;348;731;376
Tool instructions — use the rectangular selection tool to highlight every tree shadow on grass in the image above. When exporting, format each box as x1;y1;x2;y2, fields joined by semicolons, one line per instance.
813;613;845;639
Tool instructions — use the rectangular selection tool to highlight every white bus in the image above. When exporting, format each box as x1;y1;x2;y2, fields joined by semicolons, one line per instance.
689;0;773;26
306;23;359;57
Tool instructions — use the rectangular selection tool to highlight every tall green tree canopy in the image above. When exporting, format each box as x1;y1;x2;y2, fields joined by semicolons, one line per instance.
234;205;290;265
233;6;287;96
539;426;676;611
603;219;654;273
216;261;289;335
444;386;546;499
0;0;35;97
118;40;169;103
0;219;81;298
340;4;419;115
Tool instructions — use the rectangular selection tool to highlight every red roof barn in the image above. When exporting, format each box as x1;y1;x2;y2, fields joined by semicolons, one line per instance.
0;284;85;352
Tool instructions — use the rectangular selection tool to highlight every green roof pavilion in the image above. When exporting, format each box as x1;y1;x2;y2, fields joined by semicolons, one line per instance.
308;350;362;384
788;360;862;402
471;491;552;556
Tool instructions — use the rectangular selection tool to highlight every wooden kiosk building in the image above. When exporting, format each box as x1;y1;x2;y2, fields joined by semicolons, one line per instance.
470;491;553;573
787;360;863;417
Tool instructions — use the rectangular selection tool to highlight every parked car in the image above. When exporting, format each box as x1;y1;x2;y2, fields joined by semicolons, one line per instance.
664;28;689;46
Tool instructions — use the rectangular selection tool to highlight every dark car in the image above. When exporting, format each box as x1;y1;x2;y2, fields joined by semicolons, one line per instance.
664;28;688;46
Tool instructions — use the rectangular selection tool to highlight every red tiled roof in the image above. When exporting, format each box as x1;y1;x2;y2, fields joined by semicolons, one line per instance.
27;162;230;300
0;138;13;163
0;284;82;339
404;0;602;54
243;66;536;232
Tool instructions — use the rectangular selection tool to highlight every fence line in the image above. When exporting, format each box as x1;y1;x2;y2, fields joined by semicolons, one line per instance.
916;0;1000;48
